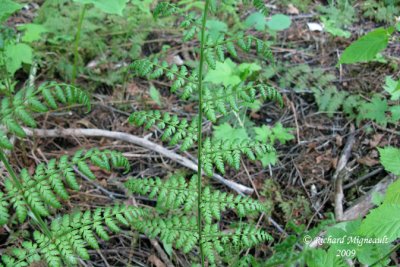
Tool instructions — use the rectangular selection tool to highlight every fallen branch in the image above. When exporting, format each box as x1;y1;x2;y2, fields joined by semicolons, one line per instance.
333;124;355;221
342;175;395;221
23;127;254;195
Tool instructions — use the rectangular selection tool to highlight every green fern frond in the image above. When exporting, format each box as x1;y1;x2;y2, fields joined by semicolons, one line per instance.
0;192;9;226
125;174;198;211
204;34;273;63
0;149;129;226
242;0;268;15
131;59;197;99
135;215;199;253
125;174;266;223
202;137;275;176
201;223;272;264
129;110;198;151
0;205;145;267
0;82;90;148
152;2;177;18
203;83;282;122
200;186;265;224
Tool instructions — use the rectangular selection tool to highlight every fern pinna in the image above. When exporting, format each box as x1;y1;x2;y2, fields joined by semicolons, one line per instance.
0;82;90;149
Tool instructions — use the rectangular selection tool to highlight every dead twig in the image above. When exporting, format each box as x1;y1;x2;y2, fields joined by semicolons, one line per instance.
333;124;355;221
22;127;254;195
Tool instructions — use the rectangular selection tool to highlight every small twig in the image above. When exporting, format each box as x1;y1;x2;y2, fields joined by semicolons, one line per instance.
343;167;383;190
149;239;175;267
289;100;301;144
333;124;355;221
342;175;396;221
22;127;254;195
73;166;125;199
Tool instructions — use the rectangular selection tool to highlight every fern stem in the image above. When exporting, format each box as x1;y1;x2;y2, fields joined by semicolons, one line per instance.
0;150;52;237
197;1;210;266
72;4;87;84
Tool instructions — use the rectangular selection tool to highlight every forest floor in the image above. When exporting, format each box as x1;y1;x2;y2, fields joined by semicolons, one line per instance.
3;1;400;266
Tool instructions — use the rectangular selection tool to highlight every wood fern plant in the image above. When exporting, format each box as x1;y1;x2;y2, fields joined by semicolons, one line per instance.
0;1;282;266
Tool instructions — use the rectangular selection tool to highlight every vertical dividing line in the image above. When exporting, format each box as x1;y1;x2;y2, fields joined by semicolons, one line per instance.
72;4;87;85
197;0;210;266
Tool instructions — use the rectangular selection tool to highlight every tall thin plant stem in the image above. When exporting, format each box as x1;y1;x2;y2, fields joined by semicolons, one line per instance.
72;4;87;84
197;0;210;266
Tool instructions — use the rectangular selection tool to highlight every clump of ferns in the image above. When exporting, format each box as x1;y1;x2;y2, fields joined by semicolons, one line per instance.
0;1;282;266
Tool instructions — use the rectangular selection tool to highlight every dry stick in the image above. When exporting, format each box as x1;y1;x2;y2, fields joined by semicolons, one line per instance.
22;127;253;195
333;124;355;221
342;175;396;221
309;175;397;248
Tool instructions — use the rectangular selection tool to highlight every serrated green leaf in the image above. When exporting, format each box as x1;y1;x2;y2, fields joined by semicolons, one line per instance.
360;203;400;242
206;19;227;42
271;123;294;144
204;58;241;86
360;95;388;126
384;179;400;205
339;28;392;64
0;0;22;23
18;24;48;43
378;147;400;175
383;76;400;100
213;123;248;142
4;43;33;75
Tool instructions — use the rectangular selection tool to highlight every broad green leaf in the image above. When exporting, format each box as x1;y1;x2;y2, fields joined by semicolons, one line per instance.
339;28;393;65
213;123;248;142
383;76;400;100
0;0;22;23
244;12;267;31
204;59;241;86
378;147;400;175
4;43;33;75
384;179;400;205
360;203;400;242
238;62;261;80
266;14;291;31
18;24;48;43
73;0;129;15
149;86;162;106
206;19;227;42
306;248;347;267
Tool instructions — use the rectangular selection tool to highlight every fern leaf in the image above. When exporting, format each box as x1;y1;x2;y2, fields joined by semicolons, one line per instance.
0;130;13;149
0;192;9;226
129;111;198;151
202;138;275;176
0;82;91;150
0;149;130;225
152;2;177;18
1;205;146;267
